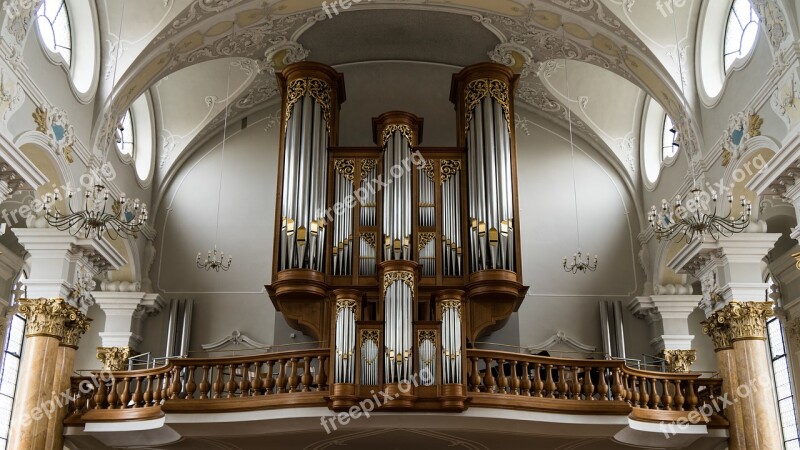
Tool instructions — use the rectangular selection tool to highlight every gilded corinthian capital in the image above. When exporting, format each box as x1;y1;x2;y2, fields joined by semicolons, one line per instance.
96;347;133;371
17;298;76;339
62;309;92;349
719;301;775;341
660;349;697;373
702;315;733;351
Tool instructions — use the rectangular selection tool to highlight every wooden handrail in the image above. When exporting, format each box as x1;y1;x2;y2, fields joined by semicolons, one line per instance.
68;347;726;427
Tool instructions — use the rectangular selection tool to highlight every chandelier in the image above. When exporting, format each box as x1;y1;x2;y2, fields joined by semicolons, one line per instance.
196;246;232;272
649;189;751;242
648;0;752;243
196;29;235;272
563;252;598;274
44;186;147;240
559;26;598;274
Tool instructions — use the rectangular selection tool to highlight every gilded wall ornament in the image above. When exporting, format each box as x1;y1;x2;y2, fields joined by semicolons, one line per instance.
660;349;697;373
721;110;763;166
33;106;76;163
464;79;511;132
719;301;775;341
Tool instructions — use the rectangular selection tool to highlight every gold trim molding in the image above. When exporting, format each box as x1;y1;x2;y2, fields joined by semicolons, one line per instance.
383;271;414;293
380;124;414;148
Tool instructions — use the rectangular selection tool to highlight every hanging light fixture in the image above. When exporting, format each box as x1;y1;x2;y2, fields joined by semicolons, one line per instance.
560;27;598;274
44;0;148;241
648;0;751;243
196;29;234;272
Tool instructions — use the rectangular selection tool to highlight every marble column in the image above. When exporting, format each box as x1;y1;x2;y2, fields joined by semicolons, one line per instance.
8;298;75;450
719;301;783;450
44;310;90;450
702;316;745;450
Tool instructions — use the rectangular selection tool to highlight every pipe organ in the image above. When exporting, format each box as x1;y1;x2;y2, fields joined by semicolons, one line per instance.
268;62;527;412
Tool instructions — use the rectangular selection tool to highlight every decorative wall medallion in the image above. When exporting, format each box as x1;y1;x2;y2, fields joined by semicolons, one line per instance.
0;68;24;125
33;106;76;163
721;110;762;166
770;71;800;129
488;41;534;78
751;0;791;52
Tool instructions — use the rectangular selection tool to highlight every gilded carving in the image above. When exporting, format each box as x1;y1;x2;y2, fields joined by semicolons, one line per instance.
418;232;435;252
383;270;414;294
702;315;733;351
33;106;75;163
334;159;356;182
62;311;92;349
96;346;133;371
719;301;775;341
17;298;76;339
422;160;436;182
418;330;437;365
440;160;462;184
380;124;414;148
284;77;333;134
361;232;377;249
464;79;511;132
660;349;697;374
441;300;462;315
336;298;357;313
360;159;377;181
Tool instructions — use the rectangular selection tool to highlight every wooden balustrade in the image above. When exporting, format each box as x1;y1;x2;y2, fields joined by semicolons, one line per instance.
67;348;726;428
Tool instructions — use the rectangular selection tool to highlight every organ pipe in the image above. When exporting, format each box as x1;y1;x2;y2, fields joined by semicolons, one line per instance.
334;298;357;384
440;299;462;384
383;269;414;383
451;64;519;274
275;63;345;274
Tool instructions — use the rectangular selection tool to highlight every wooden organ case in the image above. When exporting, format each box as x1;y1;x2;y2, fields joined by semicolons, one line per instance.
267;62;528;411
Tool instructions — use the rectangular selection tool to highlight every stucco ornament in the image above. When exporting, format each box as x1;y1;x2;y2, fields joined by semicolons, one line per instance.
721;110;763;166
33;105;76;163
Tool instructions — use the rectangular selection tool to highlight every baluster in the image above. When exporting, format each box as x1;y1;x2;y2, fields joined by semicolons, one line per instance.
662;379;673;411
482;358;496;393
143;375;153;407
264;361;276;395
93;378;106;410
544;365;556;398
639;376;649;409
557;366;568;399
674;380;685;412
302;357;313;392
631;376;640;407
162;370;170;401
623;373;631;403
649;378;660;409
316;355;328;391
597;369;609;401
470;357;481;392
153;374;163;406
240;362;252;397
687;380;698;411
611;368;622;401
276;359;287;394
185;366;197;400
509;360;520;395
107;378;119;409
119;377;131;409
532;363;543;397
572;366;582;400
72;388;85;416
496;359;507;394
520;362;531;396
288;358;299;393
199;366;210;400
170;368;181;400
252;362;264;395
226;364;238;398
132;376;143;407
213;365;224;399
583;367;595;400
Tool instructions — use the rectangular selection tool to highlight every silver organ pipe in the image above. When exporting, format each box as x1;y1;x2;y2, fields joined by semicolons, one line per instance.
334;299;357;384
419;161;435;228
359;232;377;277
441;160;462;277
360;330;379;385
333;160;355;276
418;233;435;277
418;331;436;386
441;300;462;384
384;271;413;383
459;76;516;273
277;64;344;274
381;127;414;262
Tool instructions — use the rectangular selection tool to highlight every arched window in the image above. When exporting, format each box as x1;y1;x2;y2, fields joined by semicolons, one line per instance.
117;110;135;157
661;115;678;161
35;0;72;66
724;0;759;72
765;276;800;448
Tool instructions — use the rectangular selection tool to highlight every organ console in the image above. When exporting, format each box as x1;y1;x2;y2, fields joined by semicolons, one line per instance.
267;61;528;410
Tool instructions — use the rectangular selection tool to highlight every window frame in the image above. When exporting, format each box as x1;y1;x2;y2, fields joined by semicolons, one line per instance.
116;109;136;162
723;0;761;74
